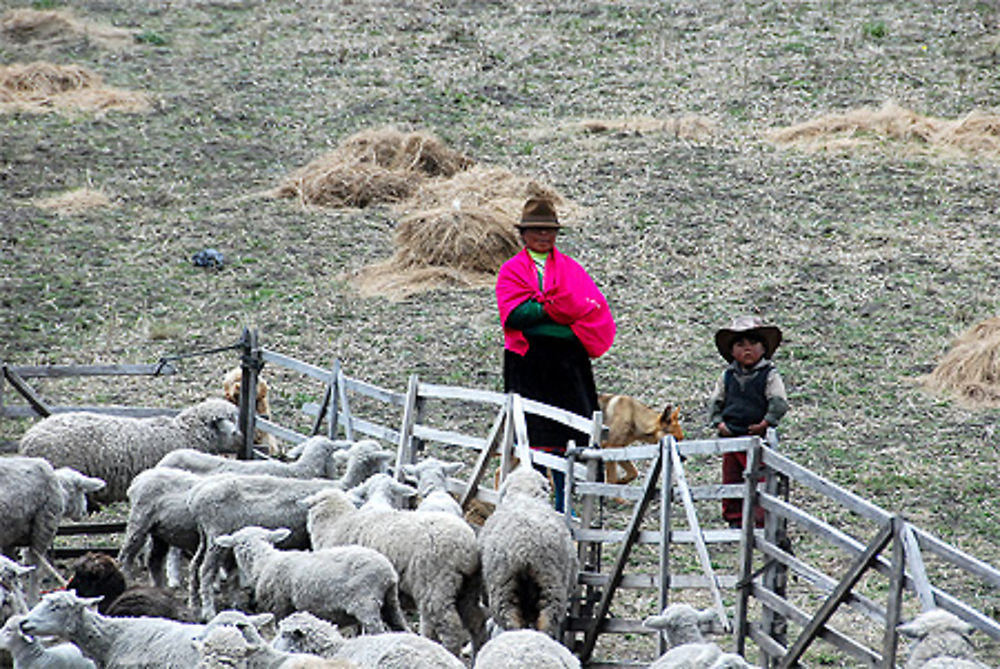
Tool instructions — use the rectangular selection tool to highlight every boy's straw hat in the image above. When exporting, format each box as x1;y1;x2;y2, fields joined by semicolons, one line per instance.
715;315;782;362
516;197;561;229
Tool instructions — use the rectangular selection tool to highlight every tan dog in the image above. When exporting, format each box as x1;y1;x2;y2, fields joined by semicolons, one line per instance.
222;366;280;455
599;393;684;485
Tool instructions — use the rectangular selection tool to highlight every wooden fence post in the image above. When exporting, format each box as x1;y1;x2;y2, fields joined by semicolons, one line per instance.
237;327;262;460
658;435;674;656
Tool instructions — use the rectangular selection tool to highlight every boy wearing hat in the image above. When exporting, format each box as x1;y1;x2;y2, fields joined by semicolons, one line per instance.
708;315;788;528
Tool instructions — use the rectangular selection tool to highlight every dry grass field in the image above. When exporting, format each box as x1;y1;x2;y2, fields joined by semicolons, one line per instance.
2;1;1000;666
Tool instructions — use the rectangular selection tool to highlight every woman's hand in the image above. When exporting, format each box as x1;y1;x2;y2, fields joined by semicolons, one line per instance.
717;422;733;437
747;420;769;436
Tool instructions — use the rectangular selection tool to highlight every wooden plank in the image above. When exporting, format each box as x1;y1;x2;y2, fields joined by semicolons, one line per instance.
901;523;936;611
342;375;406;406
394;374;420;479
658;438;672;656
459;406;504;509
3;366;51;417
255;418;306;445
57;522;127;535
52;547;118;559
260;350;333;382
415;382;507;406
734;440;762;656
778;518;894;668
572;527;745;545
577;571;740;589
411;424;488;451
676;436;757;457
519;395;594;436
9;363;178;377
1;405;176;418
510;394;532;465
566;617;653;634
883;518;905;668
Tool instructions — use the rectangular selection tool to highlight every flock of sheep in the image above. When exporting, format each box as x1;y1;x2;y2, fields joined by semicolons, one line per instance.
0;390;992;668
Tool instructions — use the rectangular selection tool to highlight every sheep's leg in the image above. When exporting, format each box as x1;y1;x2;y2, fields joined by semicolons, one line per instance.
489;581;524;631
535;584;566;639
117;521;150;579
188;538;205;613
165;546;184;590
381;587;410;633
144;538;173;588
353;596;388;635
198;542;224;620
423;599;467;659
457;579;488;655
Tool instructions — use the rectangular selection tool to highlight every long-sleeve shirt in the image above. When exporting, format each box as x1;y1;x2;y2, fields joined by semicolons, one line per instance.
708;358;788;430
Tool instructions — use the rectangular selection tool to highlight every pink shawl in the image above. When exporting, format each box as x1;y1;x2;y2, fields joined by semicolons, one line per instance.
496;247;616;358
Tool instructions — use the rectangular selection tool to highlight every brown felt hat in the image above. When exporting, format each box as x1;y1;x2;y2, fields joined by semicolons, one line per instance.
516;197;561;229
715;315;783;362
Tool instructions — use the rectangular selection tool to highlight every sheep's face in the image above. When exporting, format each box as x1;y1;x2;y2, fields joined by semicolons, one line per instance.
0;615;24;650
54;469;106;520
20;590;102;637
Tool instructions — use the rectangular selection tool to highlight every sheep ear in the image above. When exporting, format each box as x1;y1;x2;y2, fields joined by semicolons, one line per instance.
82;475;106;492
376;452;394;463
215;534;235;548
14;564;35;577
391;480;418;497
643;615;667;629
269;528;292;544
248;612;274;629
897;619;920;637
443;462;464;476
401;464;416;477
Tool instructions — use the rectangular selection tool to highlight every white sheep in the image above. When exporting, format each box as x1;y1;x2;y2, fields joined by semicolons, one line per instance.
195;610;332;669
401;457;464;516
0;613;96;669
272;610;464;669
477;464;577;639
0;456;106;603
213;526;409;635
347;472;418;510
157;434;350;479
897;609;989;669
18;398;242;503
302;486;487;658
19;589;206;668
643;603;734;669
118;466;205;589
473;628;580;668
0;555;34;627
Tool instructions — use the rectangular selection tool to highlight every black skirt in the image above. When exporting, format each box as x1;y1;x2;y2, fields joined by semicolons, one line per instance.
503;335;598;454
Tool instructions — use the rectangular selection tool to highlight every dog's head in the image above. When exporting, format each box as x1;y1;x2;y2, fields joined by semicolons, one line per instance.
221;367;271;417
659;405;684;441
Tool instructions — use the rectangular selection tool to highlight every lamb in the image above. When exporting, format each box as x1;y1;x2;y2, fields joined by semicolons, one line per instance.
272;610;464;669
347;472;418;510
65;551;194;621
897;609;989;669
643;603;735;669
157;434;350;479
195;610;334;669
400;458;464;516
477;464;577;639
473;628;581;668
0;555;33;626
118;466;205;589
302;486;487;658
185;438;395;618
19;589;206;668
0;614;96;669
213;526;409;635
18;398;242;503
0;456;106;603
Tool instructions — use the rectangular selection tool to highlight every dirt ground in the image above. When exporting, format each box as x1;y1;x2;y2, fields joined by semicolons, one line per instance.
2;1;1000;666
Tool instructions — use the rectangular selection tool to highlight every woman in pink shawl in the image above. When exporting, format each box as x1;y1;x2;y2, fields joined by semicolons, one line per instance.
496;196;616;512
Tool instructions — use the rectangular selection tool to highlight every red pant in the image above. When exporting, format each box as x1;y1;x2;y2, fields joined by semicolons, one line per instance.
722;451;764;527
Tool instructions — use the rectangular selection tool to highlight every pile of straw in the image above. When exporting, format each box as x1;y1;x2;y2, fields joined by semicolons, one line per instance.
768;101;1000;157
577;114;716;140
273;127;474;208
33;188;112;215
0;61;150;114
921;317;1000;407
1;9;133;49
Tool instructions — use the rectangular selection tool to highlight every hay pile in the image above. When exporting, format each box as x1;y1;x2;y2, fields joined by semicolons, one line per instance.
273;127;474;208
1;9;133;49
354;170;572;300
0;61;151;114
577;114;716;140
33;188;112;215
921;317;1000;407
768;101;1000;157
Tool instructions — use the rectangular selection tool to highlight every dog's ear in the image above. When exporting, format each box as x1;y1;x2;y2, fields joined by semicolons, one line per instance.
658;404;674;424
